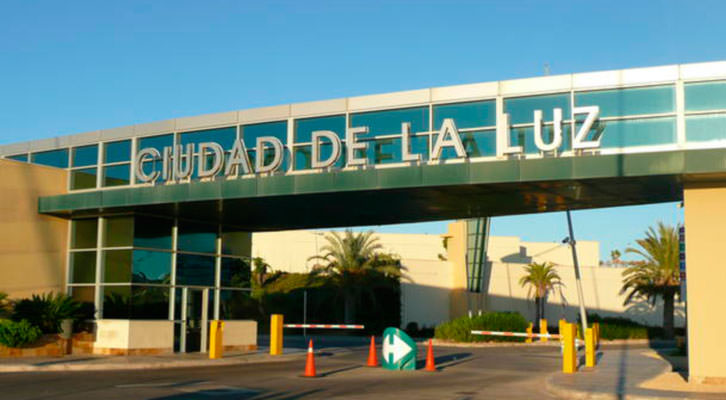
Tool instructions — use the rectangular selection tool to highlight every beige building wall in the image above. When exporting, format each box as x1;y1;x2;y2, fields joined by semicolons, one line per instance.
683;184;726;383
0;159;68;299
251;223;683;330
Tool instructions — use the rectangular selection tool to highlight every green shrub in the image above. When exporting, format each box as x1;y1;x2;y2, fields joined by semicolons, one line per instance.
12;292;82;334
585;314;668;340
0;319;42;348
0;292;12;319
434;312;529;342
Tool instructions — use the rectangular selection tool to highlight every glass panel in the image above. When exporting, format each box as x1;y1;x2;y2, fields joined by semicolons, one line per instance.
72;145;98;167
292;143;344;170
242;121;287;148
295;115;346;143
133;250;172;284
102;164;131;187
180;127;236;150
685;81;726;111
219;290;255;319
575;85;675;118
70;251;96;283
686;114;726;142
104;140;131;163
103;286;170;319
104;216;133;247
369;137;401;164
350;107;429;139
178;222;217;254
436;129;497;159
506;124;573;154
70;168;97;190
70;286;95;320
134;216;173;249
141;160;169;183
176;254;216;286
504;93;571;125
138;134;173;153
7;154;28;162
434;100;496;129
221;230;250;256
71;219;98;249
221;257;251;288
103;250;132;283
31;149;69;168
581;117;676;149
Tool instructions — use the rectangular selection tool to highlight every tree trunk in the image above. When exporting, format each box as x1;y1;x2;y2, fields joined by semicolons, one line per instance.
534;297;542;330
344;292;356;324
662;290;675;340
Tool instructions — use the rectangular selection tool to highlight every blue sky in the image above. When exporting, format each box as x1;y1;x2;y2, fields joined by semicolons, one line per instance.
1;0;719;259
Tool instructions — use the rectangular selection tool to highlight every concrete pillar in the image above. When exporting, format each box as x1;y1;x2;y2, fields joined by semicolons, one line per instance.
683;184;726;383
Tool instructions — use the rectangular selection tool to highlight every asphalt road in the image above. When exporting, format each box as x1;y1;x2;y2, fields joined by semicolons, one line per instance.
0;345;561;399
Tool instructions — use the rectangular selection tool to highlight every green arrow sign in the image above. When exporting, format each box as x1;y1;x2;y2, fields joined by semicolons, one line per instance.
381;327;417;370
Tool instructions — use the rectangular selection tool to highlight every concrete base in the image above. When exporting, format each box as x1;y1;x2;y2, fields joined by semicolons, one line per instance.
94;320;173;355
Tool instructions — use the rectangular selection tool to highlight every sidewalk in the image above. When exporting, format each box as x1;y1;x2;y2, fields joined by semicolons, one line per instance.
0;347;310;372
546;345;726;400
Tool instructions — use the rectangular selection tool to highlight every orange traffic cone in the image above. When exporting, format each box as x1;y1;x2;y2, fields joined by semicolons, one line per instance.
366;336;378;367
425;339;436;372
302;339;317;377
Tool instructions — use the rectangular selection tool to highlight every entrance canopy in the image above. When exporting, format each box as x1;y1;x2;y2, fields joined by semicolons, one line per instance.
2;61;725;229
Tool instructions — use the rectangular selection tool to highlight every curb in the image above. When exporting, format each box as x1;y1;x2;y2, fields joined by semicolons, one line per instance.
544;354;681;400
0;350;322;373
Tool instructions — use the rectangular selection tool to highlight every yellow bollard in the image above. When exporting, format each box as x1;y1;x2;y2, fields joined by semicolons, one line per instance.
209;320;224;359
270;314;284;356
540;319;548;342
559;319;566;345
562;323;577;373
526;322;533;343
593;322;600;349
585;327;596;368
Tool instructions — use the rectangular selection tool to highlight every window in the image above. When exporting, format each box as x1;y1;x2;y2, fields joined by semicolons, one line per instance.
179;127;236;149
71;219;98;249
220;257;250;288
219;290;254;319
686;114;726;143
575;85;675;117
504;93;570;125
176;254;215;286
102;286;169;319
72;145;98;167
685;81;726;112
433;100;496;130
104;216;133;247
241;121;288;172
351;107;429;140
70;251;96;284
31;149;69;168
294;115;346;144
6;153;28;162
70;168;98;190
134;216;173;249
581;117;676;148
104;140;131;164
102;164;131;187
177;221;217;254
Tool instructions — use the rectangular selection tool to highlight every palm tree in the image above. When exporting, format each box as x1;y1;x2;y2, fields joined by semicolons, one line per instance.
308;230;405;324
519;262;563;330
0;292;12;318
621;222;680;339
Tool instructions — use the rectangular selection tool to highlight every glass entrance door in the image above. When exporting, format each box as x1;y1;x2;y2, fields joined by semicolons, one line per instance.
176;287;209;353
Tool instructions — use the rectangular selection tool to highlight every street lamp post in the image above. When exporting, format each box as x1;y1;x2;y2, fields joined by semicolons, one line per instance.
565;210;589;336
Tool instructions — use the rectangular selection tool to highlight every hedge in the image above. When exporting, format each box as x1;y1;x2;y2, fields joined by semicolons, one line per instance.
434;312;529;342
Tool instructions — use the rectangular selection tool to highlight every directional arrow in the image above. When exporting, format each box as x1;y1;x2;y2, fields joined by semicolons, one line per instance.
383;333;414;364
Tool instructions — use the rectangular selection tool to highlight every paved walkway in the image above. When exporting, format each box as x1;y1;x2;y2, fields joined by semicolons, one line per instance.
546;345;726;399
0;347;311;372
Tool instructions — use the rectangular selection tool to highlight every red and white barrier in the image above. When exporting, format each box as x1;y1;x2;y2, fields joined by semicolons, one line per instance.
471;330;584;344
283;324;364;329
471;330;561;339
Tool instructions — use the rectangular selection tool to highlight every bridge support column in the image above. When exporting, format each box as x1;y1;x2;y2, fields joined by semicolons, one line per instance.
683;184;726;383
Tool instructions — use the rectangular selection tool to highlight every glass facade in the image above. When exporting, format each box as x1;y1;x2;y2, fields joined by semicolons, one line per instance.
6;78;726;190
66;216;252;321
